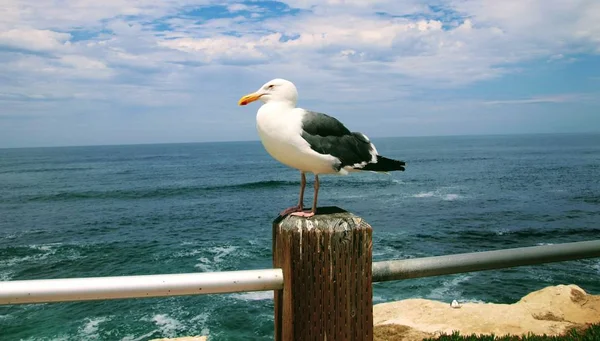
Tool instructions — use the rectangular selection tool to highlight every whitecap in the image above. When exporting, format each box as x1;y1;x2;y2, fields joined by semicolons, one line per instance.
592;261;600;274
121;330;158;341
28;243;61;252
0;270;13;281
211;246;238;263
190;312;211;336
427;274;472;301
194;262;213;272
152;314;184;338
194;245;241;271
460;298;487;304
233;291;274;301
174;249;203;258
372;295;386;304
78;317;109;340
443;194;460;201
0;249;56;267
413;191;435;198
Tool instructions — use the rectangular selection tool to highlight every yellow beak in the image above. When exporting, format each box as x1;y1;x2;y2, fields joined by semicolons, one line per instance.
238;92;263;106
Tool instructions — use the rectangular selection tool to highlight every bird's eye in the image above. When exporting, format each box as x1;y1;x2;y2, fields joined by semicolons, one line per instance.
267;84;274;89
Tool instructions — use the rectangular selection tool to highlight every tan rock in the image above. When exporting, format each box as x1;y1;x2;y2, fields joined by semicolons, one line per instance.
149;337;207;341
373;284;600;340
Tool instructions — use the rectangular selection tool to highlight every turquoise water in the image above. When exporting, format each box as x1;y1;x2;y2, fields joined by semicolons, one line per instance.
1;133;599;340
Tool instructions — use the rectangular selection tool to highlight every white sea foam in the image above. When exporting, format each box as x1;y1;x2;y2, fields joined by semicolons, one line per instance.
413;191;435;198
427;274;472;301
190;312;211;336
412;191;462;200
212;246;238;262
443;194;460;201
195;245;240;271
593;261;600;274
152;314;184;338
78;317;109;340
0;270;13;281
195;260;213;272
1;243;82;269
29;243;61;252
233;291;274;301
0;246;57;267
460;298;487;304
121;330;158;341
372;295;386;304
174;248;203;258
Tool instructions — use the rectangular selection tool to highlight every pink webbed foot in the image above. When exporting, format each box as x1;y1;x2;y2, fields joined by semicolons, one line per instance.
280;205;303;216
290;210;316;218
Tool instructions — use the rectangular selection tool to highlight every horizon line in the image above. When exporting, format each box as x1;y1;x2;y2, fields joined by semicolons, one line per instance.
1;131;599;150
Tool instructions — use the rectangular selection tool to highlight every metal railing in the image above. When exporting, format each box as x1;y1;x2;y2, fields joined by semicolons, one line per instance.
2;239;599;306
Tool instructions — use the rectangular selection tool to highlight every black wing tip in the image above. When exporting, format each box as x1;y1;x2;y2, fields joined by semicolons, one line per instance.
360;155;406;172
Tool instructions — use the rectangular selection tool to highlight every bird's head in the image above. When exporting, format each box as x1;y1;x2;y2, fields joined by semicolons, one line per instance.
238;78;298;106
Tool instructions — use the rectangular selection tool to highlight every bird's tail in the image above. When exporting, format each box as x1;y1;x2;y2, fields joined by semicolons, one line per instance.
359;156;406;172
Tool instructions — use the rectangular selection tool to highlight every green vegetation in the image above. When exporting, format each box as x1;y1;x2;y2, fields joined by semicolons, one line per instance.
424;324;600;341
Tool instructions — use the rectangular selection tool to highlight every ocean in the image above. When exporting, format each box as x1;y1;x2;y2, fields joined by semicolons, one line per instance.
1;133;599;340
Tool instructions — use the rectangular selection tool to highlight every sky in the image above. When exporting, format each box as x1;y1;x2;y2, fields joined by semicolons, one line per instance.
1;0;599;148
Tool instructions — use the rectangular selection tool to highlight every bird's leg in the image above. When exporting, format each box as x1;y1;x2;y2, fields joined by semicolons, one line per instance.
280;172;306;216
291;174;318;218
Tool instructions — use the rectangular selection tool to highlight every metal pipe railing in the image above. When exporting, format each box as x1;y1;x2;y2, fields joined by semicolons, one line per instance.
1;240;599;306
0;269;283;305
372;239;600;282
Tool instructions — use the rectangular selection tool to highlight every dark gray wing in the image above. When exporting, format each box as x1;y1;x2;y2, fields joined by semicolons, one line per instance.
300;111;376;171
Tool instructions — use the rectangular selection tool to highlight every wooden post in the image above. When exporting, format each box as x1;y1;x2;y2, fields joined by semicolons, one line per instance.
273;206;373;341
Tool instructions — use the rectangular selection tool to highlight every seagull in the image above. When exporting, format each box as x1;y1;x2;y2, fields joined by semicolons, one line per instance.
238;78;406;218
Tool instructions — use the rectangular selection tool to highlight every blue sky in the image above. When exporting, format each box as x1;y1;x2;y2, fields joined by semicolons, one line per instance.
1;0;599;148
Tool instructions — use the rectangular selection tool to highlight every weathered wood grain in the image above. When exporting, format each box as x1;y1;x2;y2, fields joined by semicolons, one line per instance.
273;207;373;341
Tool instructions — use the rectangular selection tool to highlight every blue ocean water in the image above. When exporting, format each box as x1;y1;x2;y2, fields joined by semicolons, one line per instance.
1;133;599;340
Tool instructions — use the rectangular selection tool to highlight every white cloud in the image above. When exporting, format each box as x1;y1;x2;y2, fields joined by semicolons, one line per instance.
153;0;599;88
0;0;212;30
0;28;71;51
1;0;600;147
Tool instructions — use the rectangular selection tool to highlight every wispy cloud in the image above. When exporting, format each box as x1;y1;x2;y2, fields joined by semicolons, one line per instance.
483;94;596;105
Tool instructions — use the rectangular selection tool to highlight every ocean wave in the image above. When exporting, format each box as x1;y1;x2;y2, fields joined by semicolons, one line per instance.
13;176;413;203
413;191;435;198
20;180;299;203
372;295;386;304
411;191;463;201
455;226;600;241
0;270;13;281
0;166;95;174
0;243;82;269
572;195;600;204
0;314;13;321
124;313;189;341
190;313;211;337
0;245;58;267
195;245;240;272
427;274;473;301
78;317;110;340
151;314;184;338
122;330;159;341
232;291;274;301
